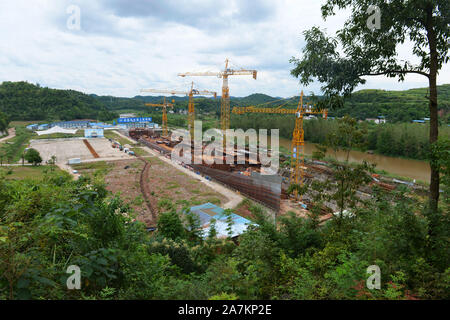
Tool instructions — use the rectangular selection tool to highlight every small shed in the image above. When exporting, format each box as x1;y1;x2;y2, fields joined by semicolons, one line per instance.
186;203;256;239
85;128;104;138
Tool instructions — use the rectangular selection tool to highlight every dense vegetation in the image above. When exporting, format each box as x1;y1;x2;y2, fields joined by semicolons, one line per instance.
1;115;448;300
0;82;117;121
333;85;450;123
290;0;449;216
0;111;9;135
0;126;33;164
109;85;450;124
0;160;448;300
1;81;449;124
231;115;450;160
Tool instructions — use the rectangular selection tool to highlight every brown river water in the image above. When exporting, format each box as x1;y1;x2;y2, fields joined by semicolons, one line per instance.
276;137;431;182
213;129;431;182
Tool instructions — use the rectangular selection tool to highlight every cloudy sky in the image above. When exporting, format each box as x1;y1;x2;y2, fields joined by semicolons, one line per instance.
0;0;448;98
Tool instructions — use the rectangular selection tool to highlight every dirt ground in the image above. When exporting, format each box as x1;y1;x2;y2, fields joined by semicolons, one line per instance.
144;156;228;214
111;130;243;208
29;137;132;164
73;155;228;227
73;159;153;225
280;199;333;223
102;159;155;226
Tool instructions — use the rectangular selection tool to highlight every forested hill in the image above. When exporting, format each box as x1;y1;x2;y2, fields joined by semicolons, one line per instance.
97;85;450;123
333;84;450;122
1;81;449;123
0;82;117;121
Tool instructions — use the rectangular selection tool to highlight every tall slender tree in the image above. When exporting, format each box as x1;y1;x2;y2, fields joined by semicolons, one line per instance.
290;0;449;212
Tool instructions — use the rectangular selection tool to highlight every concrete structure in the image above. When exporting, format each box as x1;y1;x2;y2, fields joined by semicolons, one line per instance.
187;203;256;239
68;158;81;165
85;128;104;138
29;138;131;164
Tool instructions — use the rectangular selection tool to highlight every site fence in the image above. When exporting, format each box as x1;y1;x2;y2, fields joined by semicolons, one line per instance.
192;165;280;211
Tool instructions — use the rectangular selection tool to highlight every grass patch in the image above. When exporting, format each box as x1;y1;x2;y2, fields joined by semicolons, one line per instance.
201;191;217;197
0;126;33;163
130;147;149;156
204;197;221;205
71;161;110;171
104;131;134;146
0;165;64;180
236;198;252;209
166;182;180;190
131;195;145;206
146;157;164;165
71;161;112;180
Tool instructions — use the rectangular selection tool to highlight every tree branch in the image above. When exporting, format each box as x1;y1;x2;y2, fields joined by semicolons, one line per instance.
361;70;430;78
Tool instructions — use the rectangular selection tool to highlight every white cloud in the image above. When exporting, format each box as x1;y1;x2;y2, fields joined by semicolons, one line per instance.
0;0;448;98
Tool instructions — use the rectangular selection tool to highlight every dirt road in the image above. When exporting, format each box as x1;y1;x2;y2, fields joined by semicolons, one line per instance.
112;131;243;209
0;128;16;144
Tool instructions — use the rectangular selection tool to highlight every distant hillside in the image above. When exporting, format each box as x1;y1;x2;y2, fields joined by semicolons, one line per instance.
0;82;117;121
231;93;280;105
335;84;450;122
1;81;449;123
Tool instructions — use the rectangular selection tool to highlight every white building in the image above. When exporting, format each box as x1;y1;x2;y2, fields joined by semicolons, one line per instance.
119;113;137;118
366;116;386;124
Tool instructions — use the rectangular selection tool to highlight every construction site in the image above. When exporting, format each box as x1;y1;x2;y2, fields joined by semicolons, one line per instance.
22;59;424;230
122;59;417;226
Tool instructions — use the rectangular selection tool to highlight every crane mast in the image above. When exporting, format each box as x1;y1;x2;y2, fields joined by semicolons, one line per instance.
231;90;328;200
145;97;174;137
141;83;216;139
178;59;257;143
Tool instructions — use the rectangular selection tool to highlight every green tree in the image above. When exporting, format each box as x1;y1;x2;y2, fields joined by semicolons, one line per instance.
324;117;374;218
0;111;9;134
156;209;186;241
290;0;449;212
24;148;42;166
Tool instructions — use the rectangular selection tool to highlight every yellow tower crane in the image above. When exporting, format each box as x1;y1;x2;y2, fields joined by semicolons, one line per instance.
178;59;257;138
141;83;217;139
145;97;174;137
232;91;328;199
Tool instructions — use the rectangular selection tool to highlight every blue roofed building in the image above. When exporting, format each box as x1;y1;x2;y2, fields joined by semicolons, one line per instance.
51;120;92;129
186;203;256;239
26;124;39;131
37;124;49;130
89;122;114;129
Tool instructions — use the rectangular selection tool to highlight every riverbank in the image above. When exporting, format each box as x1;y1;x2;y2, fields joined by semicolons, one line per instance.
276;137;431;182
